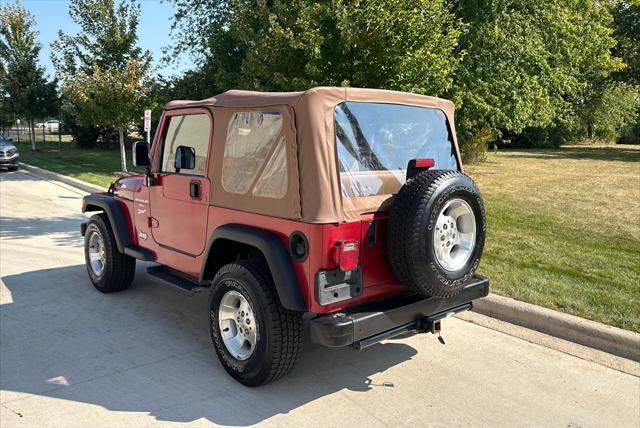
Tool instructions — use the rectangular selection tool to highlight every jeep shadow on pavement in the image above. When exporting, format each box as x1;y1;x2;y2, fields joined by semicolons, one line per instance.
79;87;489;387
1;264;417;425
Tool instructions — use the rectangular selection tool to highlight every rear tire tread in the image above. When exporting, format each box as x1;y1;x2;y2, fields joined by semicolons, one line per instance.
212;260;303;386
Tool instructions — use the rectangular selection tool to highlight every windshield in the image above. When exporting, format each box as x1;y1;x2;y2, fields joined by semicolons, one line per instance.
335;102;458;198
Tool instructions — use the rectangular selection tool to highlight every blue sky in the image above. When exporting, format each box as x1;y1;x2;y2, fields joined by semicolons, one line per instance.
17;0;188;78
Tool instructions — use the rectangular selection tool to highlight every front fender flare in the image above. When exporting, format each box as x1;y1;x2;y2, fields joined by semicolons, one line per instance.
82;193;154;261
201;224;306;312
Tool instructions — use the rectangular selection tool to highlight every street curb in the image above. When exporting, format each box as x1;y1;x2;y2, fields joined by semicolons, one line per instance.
473;294;640;362
13;163;640;362
19;162;107;194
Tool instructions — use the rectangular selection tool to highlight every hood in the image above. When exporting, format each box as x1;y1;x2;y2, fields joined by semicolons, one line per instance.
0;141;17;150
112;175;144;199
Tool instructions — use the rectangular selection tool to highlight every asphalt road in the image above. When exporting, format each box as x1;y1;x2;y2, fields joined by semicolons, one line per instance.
1;168;639;428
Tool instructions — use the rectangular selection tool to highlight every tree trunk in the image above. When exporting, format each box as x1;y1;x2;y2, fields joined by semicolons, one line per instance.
29;119;36;151
588;123;593;140
118;125;128;173
14;120;20;143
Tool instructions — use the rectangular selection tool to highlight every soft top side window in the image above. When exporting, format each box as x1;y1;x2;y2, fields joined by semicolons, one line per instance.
221;111;287;198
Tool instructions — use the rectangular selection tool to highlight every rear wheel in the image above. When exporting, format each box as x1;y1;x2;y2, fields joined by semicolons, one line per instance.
209;260;303;387
84;214;136;293
387;170;486;298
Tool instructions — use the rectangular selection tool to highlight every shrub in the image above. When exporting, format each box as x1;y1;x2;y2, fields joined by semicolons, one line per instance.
618;122;640;145
460;127;491;163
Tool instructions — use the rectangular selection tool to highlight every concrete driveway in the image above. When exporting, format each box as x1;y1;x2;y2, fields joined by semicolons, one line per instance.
1;168;639;428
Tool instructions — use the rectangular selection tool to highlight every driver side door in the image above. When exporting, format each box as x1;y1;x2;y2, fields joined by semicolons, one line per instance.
149;109;213;258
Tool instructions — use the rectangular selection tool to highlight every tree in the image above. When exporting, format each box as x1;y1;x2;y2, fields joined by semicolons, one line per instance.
52;0;152;172
168;0;632;158
612;0;640;144
169;0;463;95
613;0;640;85
63;61;151;168
0;2;58;150
0;87;13;136
579;82;639;140
452;0;624;159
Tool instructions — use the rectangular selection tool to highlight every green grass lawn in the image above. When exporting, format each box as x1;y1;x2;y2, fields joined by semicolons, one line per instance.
13;140;640;331
466;145;640;332
14;139;142;188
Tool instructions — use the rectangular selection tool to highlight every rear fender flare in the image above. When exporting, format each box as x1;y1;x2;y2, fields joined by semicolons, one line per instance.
201;224;306;312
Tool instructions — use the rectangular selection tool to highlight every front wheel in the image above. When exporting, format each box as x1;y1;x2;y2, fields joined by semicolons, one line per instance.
209;260;303;387
84;214;136;293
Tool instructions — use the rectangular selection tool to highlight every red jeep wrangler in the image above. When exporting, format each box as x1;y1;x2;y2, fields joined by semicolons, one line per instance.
81;87;488;386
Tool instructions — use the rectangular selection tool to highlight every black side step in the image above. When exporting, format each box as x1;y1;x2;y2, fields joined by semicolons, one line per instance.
146;266;209;296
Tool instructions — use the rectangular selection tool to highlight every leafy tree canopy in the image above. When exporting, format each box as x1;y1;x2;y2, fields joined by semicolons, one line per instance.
63;61;150;128
613;0;640;85
168;0;633;157
52;0;151;74
453;0;624;145
169;0;463;95
52;0;152;171
0;1;58;148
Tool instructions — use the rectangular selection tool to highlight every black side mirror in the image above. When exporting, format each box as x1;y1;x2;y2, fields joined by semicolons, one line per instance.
175;145;195;172
133;141;150;167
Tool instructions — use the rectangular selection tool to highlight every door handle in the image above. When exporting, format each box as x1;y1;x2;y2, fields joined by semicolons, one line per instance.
189;180;201;199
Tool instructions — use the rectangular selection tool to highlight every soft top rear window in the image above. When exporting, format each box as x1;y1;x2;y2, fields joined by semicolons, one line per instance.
335;102;458;198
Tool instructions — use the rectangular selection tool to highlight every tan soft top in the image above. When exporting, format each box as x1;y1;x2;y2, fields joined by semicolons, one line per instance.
165;87;454;112
165;87;462;223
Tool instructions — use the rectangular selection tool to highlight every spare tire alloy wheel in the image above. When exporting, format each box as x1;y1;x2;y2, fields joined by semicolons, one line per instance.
433;198;476;272
387;170;486;298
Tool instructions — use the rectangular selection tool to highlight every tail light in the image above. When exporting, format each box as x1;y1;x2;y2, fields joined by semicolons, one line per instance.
407;158;435;180
333;240;360;272
414;158;435;168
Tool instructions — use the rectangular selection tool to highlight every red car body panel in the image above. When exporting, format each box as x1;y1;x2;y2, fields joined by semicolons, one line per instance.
112;171;406;314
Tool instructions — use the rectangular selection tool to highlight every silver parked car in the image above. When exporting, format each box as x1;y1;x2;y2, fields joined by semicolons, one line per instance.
0;135;19;170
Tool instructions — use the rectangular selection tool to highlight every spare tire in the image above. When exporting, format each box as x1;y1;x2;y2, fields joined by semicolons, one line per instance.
387;169;486;298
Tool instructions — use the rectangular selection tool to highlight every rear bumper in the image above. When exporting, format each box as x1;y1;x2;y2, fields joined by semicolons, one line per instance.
310;276;489;348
